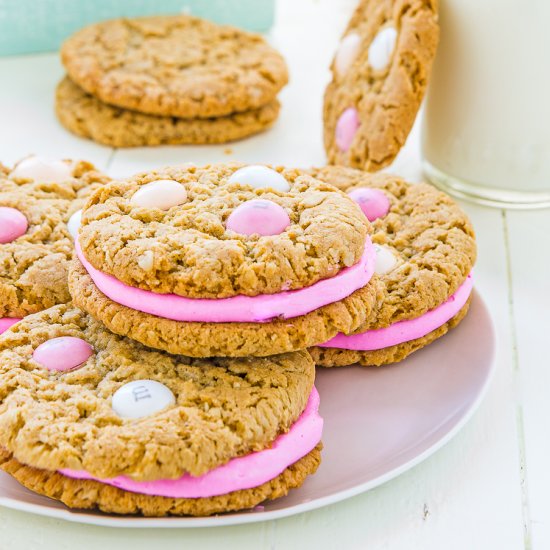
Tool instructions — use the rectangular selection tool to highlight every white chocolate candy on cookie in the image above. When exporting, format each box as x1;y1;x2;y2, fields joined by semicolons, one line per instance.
67;209;82;240
112;380;176;419
131;180;188;210
374;244;397;275
226;199;290;236
228;165;290;192
0;207;28;243
335;33;362;77
368;27;398;71
10;156;73;183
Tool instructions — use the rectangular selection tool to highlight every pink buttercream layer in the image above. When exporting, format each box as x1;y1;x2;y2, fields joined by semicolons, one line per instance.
320;274;473;351
0;318;21;334
75;239;376;323
60;387;323;499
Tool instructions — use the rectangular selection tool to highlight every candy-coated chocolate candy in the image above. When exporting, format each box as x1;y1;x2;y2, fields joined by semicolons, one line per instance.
374;244;397;275
0;207;28;243
112;380;176;419
226;199;290;236
228;166;290;192
67;209;82;239
33;336;93;372
368;27;398;71
348;188;390;221
131;180;188;210
11;156;73;183
336;108;360;152
335;33;362;78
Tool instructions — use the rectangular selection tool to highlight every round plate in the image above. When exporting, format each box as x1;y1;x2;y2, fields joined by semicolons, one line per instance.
0;290;495;528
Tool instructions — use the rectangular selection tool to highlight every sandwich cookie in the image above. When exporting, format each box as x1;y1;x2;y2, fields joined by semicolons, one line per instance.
308;166;476;367
324;0;439;171
0;157;109;333
0;304;322;516
69;163;381;357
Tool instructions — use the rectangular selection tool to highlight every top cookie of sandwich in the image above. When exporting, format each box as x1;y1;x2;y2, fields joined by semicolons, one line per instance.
310;166;476;328
78;163;370;298
61;15;289;119
0;158;109;317
324;0;439;171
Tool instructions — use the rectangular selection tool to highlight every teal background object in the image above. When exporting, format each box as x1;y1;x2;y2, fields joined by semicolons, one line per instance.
0;0;274;56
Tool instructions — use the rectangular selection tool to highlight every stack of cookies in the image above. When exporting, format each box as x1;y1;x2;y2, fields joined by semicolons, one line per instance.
0;163;384;516
56;15;288;148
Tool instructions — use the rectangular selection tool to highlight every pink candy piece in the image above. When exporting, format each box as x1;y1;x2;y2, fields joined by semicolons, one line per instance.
0;207;28;244
0;318;21;334
226;199;290;236
335;107;360;152
33;336;94;372
348;188;390;221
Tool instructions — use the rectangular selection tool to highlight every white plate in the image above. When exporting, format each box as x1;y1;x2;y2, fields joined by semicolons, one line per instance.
0;290;495;528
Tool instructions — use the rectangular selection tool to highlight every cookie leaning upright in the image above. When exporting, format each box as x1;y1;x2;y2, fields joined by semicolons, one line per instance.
324;0;439;171
0;157;109;332
308;166;476;367
69;163;381;357
60;15;288;119
0;304;322;516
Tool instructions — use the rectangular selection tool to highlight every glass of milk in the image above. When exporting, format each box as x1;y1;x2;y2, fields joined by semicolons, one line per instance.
421;0;550;208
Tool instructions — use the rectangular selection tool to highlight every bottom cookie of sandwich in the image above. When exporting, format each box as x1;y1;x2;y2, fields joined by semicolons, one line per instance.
0;446;321;517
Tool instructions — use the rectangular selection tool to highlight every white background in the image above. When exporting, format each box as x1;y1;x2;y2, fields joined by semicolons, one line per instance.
0;0;548;548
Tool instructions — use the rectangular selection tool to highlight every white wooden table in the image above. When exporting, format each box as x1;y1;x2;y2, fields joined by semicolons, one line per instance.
0;1;548;548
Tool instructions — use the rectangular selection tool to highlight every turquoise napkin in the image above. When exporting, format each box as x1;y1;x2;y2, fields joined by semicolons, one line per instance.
0;0;274;56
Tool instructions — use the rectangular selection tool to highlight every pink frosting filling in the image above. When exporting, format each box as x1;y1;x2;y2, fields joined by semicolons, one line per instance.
0;318;21;334
319;274;473;351
75;240;375;323
60;387;323;499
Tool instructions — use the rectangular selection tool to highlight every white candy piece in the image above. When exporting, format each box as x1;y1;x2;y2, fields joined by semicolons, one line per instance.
112;380;176;419
228;165;290;192
67;209;82;240
335;33;362;78
131;180;188;210
374;244;398;275
368;27;398;71
11;156;73;183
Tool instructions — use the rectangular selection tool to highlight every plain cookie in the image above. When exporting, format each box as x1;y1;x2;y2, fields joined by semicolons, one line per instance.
61;15;288;118
56;77;281;147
